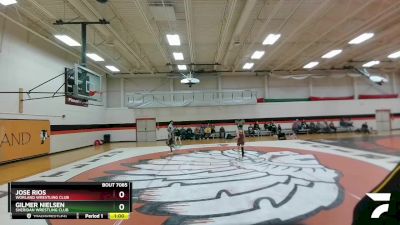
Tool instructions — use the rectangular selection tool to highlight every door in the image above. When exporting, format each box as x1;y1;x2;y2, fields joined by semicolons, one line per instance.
375;110;391;132
136;118;157;142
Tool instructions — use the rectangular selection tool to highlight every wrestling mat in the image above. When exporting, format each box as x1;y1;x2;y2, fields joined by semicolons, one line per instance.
1;140;399;225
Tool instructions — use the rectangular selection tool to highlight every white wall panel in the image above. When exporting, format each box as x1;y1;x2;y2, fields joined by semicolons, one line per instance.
312;76;353;97
268;77;309;98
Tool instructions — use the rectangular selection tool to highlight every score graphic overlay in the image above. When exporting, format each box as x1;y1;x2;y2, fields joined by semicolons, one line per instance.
8;182;131;220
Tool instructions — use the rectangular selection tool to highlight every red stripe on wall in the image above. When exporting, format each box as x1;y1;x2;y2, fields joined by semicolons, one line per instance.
51;127;136;135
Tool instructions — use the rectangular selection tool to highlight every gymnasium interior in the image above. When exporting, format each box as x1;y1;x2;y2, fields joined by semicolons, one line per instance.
0;0;400;224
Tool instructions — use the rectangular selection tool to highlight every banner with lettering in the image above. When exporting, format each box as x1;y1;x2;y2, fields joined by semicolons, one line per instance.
0;120;50;163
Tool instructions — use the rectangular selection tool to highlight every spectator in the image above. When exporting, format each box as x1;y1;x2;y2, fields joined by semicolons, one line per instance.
211;125;216;134
271;122;277;135
301;120;308;130
174;128;182;145
200;125;205;139
340;118;353;127
180;127;187;140
254;121;261;136
277;124;282;133
361;122;370;133
329;121;337;133
292;119;301;134
316;122;323;133
204;126;212;139
264;122;268;130
186;127;194;140
323;121;331;133
194;127;200;140
248;125;255;137
309;122;317;133
219;126;226;139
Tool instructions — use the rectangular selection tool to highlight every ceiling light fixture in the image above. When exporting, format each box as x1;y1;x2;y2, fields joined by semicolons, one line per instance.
388;51;400;59
54;35;81;46
177;65;187;70
348;33;374;44
251;51;265;59
86;53;105;62
105;65;120;72
303;61;319;69
362;60;380;68
173;52;184;60
0;0;17;6
242;63;254;70
321;49;342;58
166;34;181;46
262;34;281;45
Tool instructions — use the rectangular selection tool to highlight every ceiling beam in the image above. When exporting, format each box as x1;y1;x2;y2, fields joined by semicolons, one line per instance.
220;0;258;69
184;0;195;70
133;0;170;65
231;0;285;72
25;0;132;74
287;0;400;70
253;0;334;71
0;10;109;75
213;0;237;71
335;23;400;68
67;0;154;73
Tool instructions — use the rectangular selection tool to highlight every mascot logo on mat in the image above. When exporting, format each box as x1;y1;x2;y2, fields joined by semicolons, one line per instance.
96;150;343;225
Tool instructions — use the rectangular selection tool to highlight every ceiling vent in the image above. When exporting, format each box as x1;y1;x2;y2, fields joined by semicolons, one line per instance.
149;6;176;21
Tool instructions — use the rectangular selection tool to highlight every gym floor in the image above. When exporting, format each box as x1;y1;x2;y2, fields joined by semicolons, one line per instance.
1;131;399;225
1;131;399;185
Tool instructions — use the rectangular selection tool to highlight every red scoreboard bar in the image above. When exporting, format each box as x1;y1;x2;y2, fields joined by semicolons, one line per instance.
8;182;132;220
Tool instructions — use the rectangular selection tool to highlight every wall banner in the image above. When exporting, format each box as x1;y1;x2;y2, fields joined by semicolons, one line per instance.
0;120;50;163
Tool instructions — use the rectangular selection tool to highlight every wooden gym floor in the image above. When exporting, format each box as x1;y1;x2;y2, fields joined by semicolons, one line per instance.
0;130;399;185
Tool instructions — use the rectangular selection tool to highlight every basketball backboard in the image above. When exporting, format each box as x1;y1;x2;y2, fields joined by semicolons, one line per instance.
65;64;103;103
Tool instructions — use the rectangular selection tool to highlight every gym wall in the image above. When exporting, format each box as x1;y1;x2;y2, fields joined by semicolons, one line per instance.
1;15;400;159
0;16;109;155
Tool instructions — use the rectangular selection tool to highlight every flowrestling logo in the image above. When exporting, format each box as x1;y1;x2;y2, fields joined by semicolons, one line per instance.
365;193;400;225
367;193;391;219
95;150;343;225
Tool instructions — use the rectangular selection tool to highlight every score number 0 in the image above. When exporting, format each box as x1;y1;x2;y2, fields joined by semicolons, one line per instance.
118;191;126;211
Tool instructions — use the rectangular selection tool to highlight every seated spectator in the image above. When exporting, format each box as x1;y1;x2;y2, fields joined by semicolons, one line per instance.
340;117;354;127
200;125;205;139
323;121;331;133
248;125;255;137
180;127;187;140
219;126;225;139
186;127;194;139
277;124;282;134
211;125;216;134
174;128;182;144
271;122;277;135
264;122;268;130
301;120;308;130
292;119;301;134
194;127;200;140
361;122;370;133
204;126;212;139
309;122;317;133
316;122;323;132
329;121;337;133
254;121;261;136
